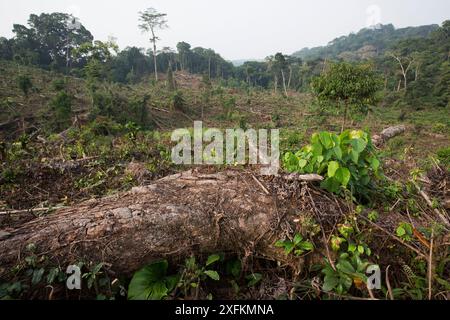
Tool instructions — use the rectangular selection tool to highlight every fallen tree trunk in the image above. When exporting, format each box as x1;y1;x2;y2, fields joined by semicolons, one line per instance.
0;170;344;276
372;125;406;147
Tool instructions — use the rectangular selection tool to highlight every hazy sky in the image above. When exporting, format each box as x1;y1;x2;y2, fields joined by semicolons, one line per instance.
0;0;449;60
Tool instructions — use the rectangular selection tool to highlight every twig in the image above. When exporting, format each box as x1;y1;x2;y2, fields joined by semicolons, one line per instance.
251;174;270;195
283;173;324;182
150;106;170;113
385;265;394;300
366;284;377;300
417;187;450;228
0;206;67;216
428;229;434;300
389;199;400;212
360;216;428;260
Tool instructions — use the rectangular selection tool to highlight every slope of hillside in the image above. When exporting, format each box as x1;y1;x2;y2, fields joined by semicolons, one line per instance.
293;24;439;60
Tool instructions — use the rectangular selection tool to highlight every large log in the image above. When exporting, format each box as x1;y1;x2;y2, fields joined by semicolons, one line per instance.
0;170;343;276
372;125;406;147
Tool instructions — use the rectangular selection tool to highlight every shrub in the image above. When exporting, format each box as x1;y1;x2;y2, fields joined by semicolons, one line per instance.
47;91;73;132
52;79;66;91
222;96;236;119
284;130;382;197
311;62;382;131
171;91;185;112
437;147;450;169
17;75;33;97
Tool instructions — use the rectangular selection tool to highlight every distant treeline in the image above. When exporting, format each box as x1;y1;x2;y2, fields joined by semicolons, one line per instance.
0;13;448;107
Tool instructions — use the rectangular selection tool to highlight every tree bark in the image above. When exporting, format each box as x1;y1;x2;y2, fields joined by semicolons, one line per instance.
281;70;288;97
0;170;332;276
151;29;158;82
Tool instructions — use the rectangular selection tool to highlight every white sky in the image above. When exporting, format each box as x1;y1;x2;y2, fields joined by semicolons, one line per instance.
0;0;449;60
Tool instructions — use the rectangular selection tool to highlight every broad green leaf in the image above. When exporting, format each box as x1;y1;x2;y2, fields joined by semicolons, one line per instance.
284;242;295;254
275;240;288;248
333;146;342;160
206;254;221;267
92;263;104;275
338;224;354;238
327;161;339;177
319;132;333;149
331;236;345;251
204;270;220;281
298;241;314;251
371;158;380;171
396;226;406;237
342;274;354;290
226;259;242;279
335;167;351;187
293;234;303;245
337;260;356;274
246;273;262;287
165;275;180;292
32;268;45;285
323;275;339;292
350;150;359;164
305;163;314;174
312;142;323;157
149;281;169;300
349;130;364;140
321;177;341;194
298;159;307;169
128;260;170;300
321;149;330;162
46;268;60;284
351;138;367;153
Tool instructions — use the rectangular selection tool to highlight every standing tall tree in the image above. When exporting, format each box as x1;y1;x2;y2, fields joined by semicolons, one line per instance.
138;8;168;82
12;13;93;70
311;62;382;132
387;51;414;91
176;42;191;71
274;53;289;96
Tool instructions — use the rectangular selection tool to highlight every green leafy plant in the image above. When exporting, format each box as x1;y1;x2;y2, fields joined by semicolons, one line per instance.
221;96;236;119
275;234;314;256
396;222;414;241
436;146;450;169
322;218;375;295
246;273;263;287
171;90;185;111
368;210;379;222
178;254;221;298
284;130;382;196
322;252;371;294
82;262;105;291
47;91;73;132
17;75;33;97
52;78;66;91
128;260;179;300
